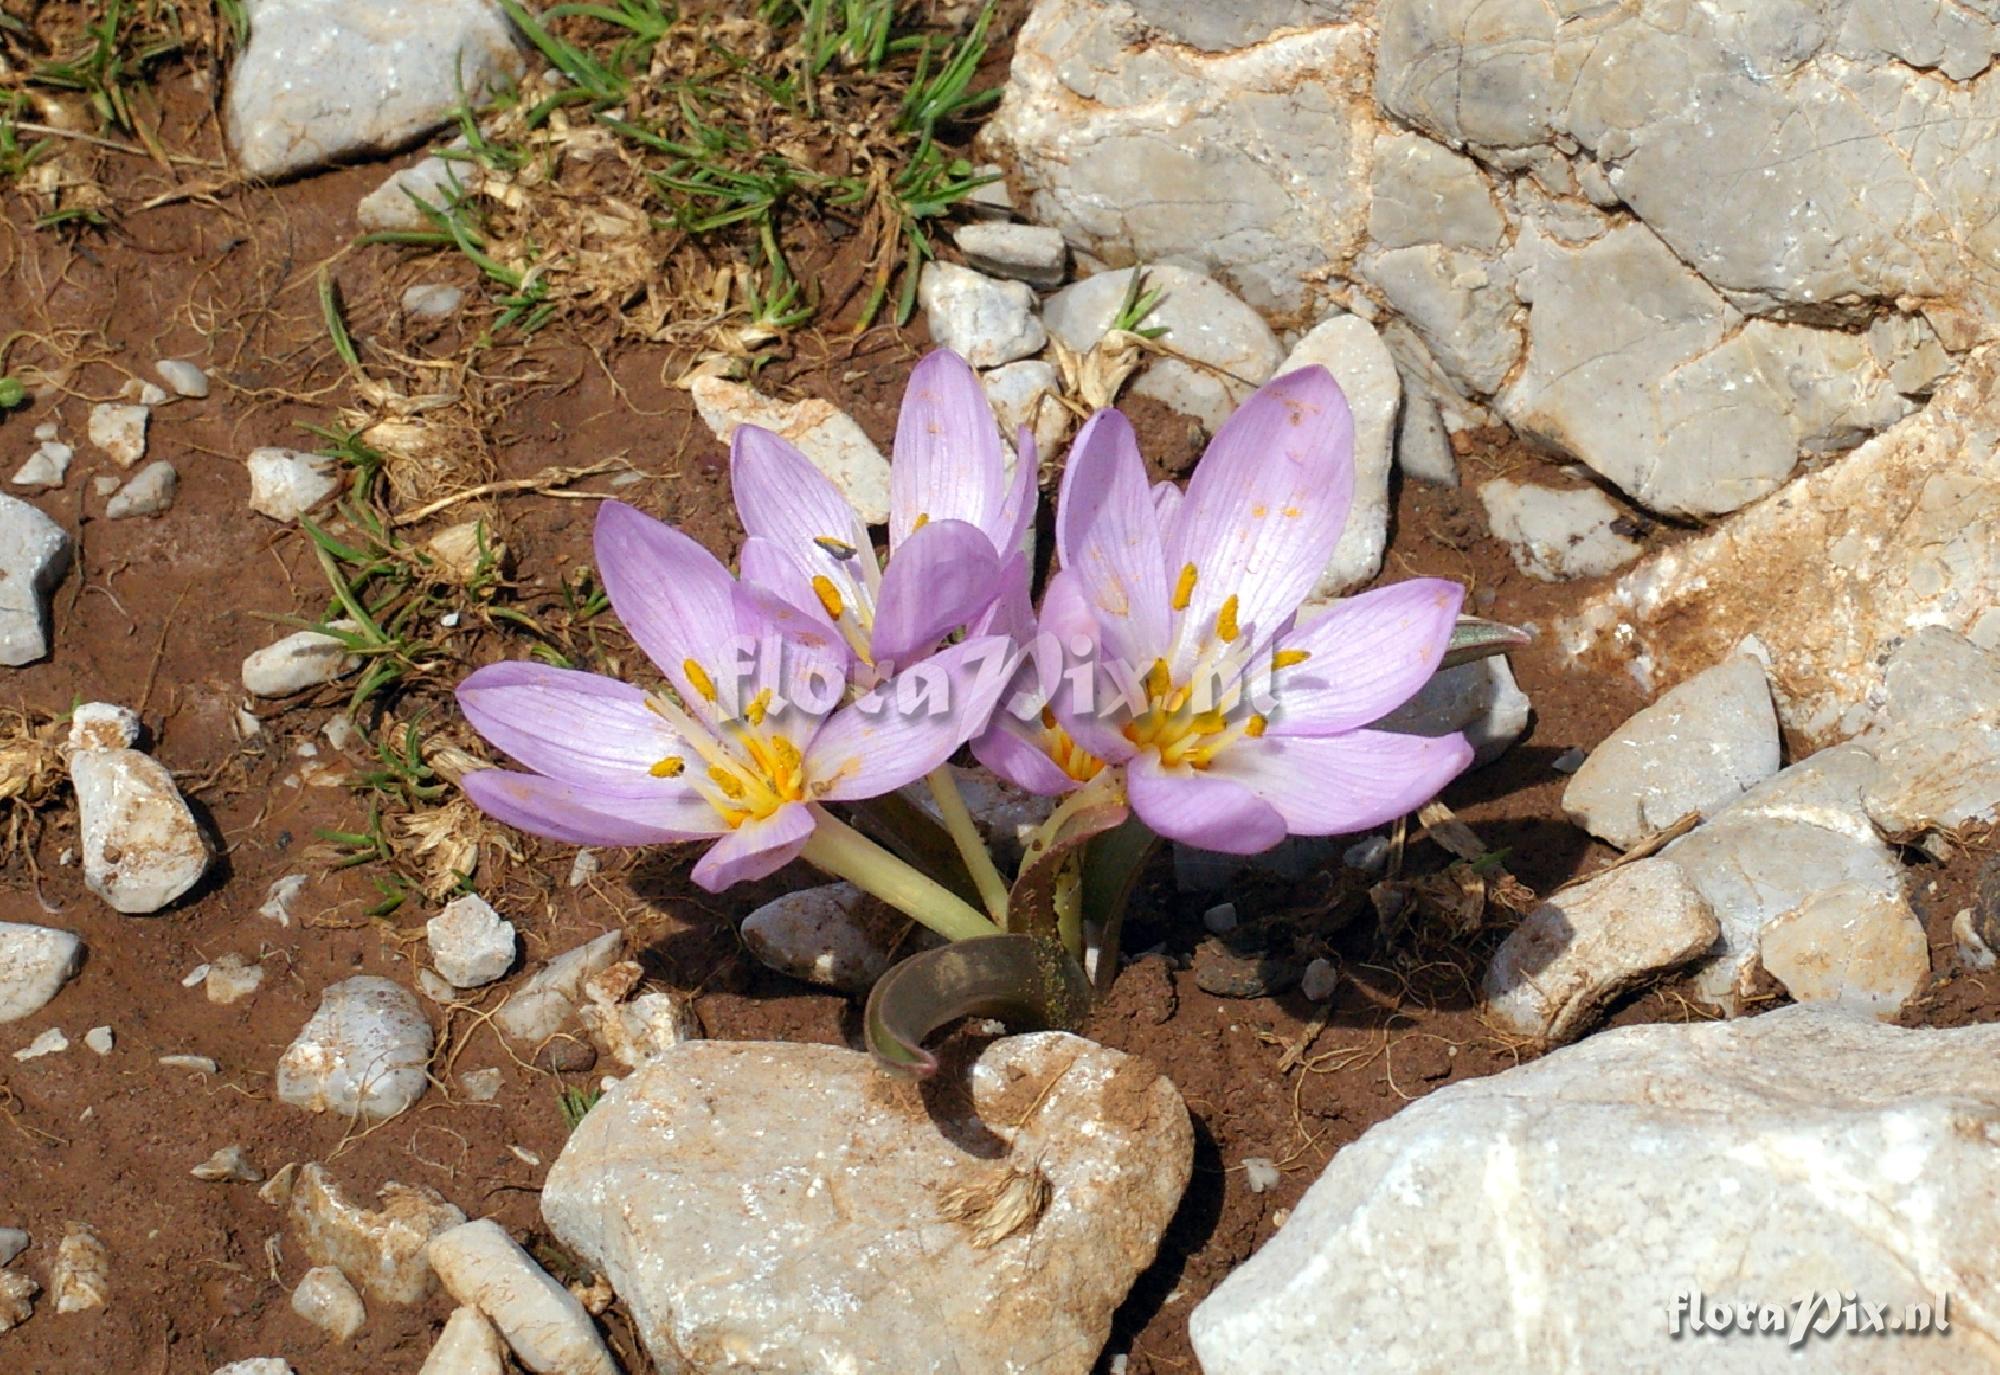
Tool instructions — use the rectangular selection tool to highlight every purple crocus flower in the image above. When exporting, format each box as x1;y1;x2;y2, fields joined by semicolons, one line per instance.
1043;365;1473;854
729;349;1036;675
455;500;1009;893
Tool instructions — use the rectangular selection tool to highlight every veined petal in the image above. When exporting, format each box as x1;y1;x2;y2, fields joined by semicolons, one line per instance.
1151;479;1183;536
870;518;1002;664
462;768;721;847
1210;729;1473;835
996;424;1039;560
1167;366;1354;677
726;579;850;733
890;349;1008;552
1056;408;1171;673
690;801;815;892
730;423;879;625
1126;751;1286;855
1039;570;1139;765
1266;579;1465;736
594;500;742;717
972;551;1034;641
458;662;680;787
971;717;1084;797
807;636;1015;801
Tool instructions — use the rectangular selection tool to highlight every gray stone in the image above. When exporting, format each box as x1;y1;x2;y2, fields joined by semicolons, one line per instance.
69;721;212;914
357;154;474;232
1560;344;2000;743
1358;242;1522;397
105;460;178;518
155;359;210;398
1374;654;1530;768
1191;1006;2000;1375
1562;656;1782;851
1393;389;1455;486
1757;882;1930;1021
918;262;1046;368
0;1229;25;1266
1366;129;1505;255
953;222;1067;288
1477;479;1641;582
1277;315;1399;596
292;1265;367;1342
276;976;432;1120
1483;858;1719;1046
0;923;82;1023
1043;265;1282;431
426;1221;617;1375
0;495;71;665
213;1362;292;1375
1858;628;2000;837
247;447;338;522
241;626;361;697
494;931;620;1046
11;439;71;490
689;376;892;524
740;882;926;995
227;0;526;179
426;893;516;989
402;284;465;319
191;1145;262;1183
980;359;1067;459
543;1034;1191;1375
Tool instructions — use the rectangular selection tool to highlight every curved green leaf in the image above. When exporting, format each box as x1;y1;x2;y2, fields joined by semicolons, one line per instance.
864;934;1091;1079
1441;616;1532;669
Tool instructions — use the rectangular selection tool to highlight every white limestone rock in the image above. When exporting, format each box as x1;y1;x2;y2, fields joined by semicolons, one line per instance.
980;358;1068;459
226;0;527;179
357;154;474;232
1477;478;1642;582
273;1162;465;1304
214;1362;292;1375
1393;388;1456;486
0;494;72;665
1043;265;1283;432
241;625;361;697
192;1145;263;1183
204;953;265;1005
87;401;149;468
494;931;621;1046
1757;883;1931;1021
1858;627;2000;837
0;1266;34;1332
426;893;516;989
1483;858;1718;1045
918;261;1047;368
952;221;1067;288
420;1306;507;1375
246;447;339;522
1190;1006;2000;1374
689;376;892;524
68;713;212;915
1562;655;1782;851
11;439;72;489
0;923;83;1022
105;459;178;518
51;1223;108;1312
276;976;432;1120
426;1220;617;1375
542;1033;1191;1375
156;360;210;398
402;284;465;319
1279;315;1400;595
292;1265;367;1341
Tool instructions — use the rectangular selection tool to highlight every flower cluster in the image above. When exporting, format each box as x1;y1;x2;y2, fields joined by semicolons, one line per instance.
456;349;1472;952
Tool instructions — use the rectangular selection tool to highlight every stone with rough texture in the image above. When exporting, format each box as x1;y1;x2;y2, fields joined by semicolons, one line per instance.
1277;315;1399;596
0;495;71;665
981;359;1068;459
1044;265;1282;432
11;439;71;490
0;1267;34;1332
1483;859;1718;1046
204;953;265;1005
1859;628;2000;837
214;1363;292;1375
953;222;1067;288
427;1220;617;1375
577;963;700;1069
242;626;361;697
1191;1006;2000;1374
740;882;927;994
156;360;209;398
494;931;620;1046
227;0;526;179
69;723;211;915
0;1229;25;1265
293;1265;367;1341
426;894;516;988
1758;883;1930;1021
247;448;339;522
1373;654;1529;768
51;1223;107;1312
919;262;1047;368
421;1306;507;1375
192;1145;262;1182
1477;479;1641;582
275;1163;465;1304
543;1033;1191;1375
689;376;891;524
106;460;178;518
1664;745;1921;1016
1561;345;2000;743
983;0;1374;313
277;976;432;1120
0;923;83;1023
1563;656;1782;851
88;402;149;467
1394;389;1455;486
403;284;465;319
358;154;474;232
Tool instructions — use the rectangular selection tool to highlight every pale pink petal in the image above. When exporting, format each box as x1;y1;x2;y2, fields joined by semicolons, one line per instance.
690;802;815;891
1039;570;1139;765
870;518;1002;663
1209;729;1473;835
730;423;878;623
1055;408;1171;673
996;424;1039;559
1125;752;1286;855
726;580;850;731
462;768;721;846
1151;479;1182;534
593;500;742;716
808;636;1015;800
1167;367;1354;676
890;349;1007;551
971;718;1084;796
1265;579;1465;736
458;662;678;787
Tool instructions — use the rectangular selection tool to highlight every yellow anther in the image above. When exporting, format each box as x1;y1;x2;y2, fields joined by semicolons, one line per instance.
1145;658;1173;700
912;512;931;532
1172;562;1198;611
649;756;685;779
684;659;718;703
1216;595;1240;644
707;766;746;800
769;735;803;779
1190;710;1227;736
1245;714;1268;738
1272;648;1311;670
811;574;845;620
744;689;773;727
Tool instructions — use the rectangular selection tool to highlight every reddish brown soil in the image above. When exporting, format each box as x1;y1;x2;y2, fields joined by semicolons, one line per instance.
2;28;1996;1375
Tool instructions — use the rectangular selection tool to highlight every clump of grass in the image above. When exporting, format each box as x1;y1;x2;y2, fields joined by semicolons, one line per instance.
558;1084;603;1131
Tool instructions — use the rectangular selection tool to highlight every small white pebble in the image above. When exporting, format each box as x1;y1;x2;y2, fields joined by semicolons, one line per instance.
159;1054;219;1074
182;963;211;988
1271;1207;1291;1228
259;873;307;926
568;850;600;887
1301;957;1338;1003
84;1026;113;1055
460;1067;503;1101
191;1145;262;1183
1342;835;1390;875
13;1028;67;1060
155;360;210;398
1202;902;1238;935
322;715;357;750
510;1145;542;1167
1552;746;1587;774
1243;1158;1281;1194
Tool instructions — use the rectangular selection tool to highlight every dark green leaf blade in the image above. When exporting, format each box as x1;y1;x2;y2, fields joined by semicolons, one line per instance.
863;934;1091;1079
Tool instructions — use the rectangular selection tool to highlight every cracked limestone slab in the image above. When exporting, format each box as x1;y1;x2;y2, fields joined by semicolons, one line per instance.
1560;343;2000;743
981;0;1379;313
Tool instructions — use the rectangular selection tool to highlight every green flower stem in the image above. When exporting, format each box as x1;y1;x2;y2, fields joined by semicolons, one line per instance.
801;805;1001;943
924;767;1012;927
1022;770;1125;962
